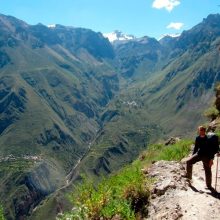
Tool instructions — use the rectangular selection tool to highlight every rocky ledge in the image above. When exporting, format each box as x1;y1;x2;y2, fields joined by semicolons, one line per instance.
143;160;220;220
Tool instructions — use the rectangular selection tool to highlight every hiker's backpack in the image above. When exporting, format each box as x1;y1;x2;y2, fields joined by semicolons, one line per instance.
207;132;219;154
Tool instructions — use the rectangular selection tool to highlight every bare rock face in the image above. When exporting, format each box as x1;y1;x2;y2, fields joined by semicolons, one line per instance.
144;161;188;220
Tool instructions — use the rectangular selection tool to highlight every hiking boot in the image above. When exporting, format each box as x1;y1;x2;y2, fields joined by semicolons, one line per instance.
206;186;215;192
182;173;192;179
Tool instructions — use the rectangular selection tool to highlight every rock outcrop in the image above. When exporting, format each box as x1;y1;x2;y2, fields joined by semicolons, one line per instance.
164;137;181;146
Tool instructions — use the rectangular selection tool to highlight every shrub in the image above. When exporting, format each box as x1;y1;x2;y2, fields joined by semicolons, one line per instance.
141;140;192;163
100;199;135;220
0;205;5;220
59;164;150;220
123;183;150;217
155;140;192;161
204;107;219;121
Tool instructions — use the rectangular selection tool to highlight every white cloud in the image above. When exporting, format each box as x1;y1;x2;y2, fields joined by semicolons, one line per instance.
152;0;180;12
166;22;184;30
103;31;135;42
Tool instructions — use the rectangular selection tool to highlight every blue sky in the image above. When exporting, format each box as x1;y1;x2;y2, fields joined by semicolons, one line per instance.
0;0;219;39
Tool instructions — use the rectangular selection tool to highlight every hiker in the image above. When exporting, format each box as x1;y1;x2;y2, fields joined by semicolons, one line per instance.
186;125;219;189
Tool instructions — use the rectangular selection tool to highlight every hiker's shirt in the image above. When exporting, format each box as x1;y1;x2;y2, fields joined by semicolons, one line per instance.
193;135;214;159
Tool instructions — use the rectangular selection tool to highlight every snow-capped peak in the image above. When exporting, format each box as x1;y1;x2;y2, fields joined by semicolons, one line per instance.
158;33;181;41
103;30;135;42
47;24;56;28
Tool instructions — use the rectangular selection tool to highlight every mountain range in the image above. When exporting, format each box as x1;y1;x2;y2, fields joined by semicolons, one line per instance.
0;13;220;219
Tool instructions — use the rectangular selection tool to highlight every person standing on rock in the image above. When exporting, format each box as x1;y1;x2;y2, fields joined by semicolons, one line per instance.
186;125;219;190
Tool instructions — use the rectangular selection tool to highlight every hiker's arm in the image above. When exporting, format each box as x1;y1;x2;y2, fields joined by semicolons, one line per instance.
193;138;199;155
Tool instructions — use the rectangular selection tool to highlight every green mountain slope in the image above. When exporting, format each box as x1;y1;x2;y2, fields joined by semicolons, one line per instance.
0;14;119;219
139;14;220;135
113;36;167;82
78;13;220;180
60;83;220;220
1;13;220;220
79;96;163;178
109;14;220;137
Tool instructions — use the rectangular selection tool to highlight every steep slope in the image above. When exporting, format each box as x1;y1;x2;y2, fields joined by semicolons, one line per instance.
2;13;220;220
57;87;220;220
0;14;119;219
116;14;220;136
79;97;163;178
72;13;220;190
80;14;220;181
113;36;166;81
67;13;220;183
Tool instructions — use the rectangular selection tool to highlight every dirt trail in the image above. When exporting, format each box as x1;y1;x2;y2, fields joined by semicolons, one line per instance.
180;156;220;220
145;157;220;220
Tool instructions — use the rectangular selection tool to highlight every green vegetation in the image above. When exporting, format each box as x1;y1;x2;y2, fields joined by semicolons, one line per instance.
204;84;220;121
0;160;34;173
59;139;192;220
80;97;163;178
0;160;34;220
59;163;150;220
143;140;193;162
0;14;119;220
0;205;5;220
214;130;220;139
204;107;219;121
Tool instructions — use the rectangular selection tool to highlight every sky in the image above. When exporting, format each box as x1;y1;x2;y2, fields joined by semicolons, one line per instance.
0;0;220;39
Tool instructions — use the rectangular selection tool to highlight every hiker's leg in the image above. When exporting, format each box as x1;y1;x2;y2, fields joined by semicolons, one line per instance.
186;154;201;179
203;159;212;187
